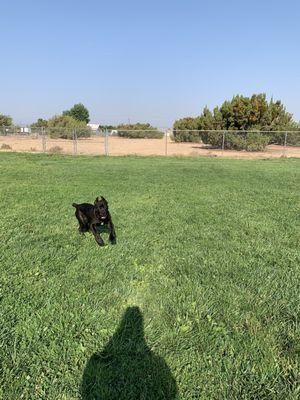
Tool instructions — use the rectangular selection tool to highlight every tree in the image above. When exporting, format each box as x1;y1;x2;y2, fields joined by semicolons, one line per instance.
47;115;91;139
0;114;12;127
173;117;201;142
173;94;298;148
31;118;48;128
199;106;215;130
173;117;199;131
63;103;90;123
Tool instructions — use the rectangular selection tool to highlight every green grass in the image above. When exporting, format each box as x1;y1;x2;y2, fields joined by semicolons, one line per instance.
0;153;299;399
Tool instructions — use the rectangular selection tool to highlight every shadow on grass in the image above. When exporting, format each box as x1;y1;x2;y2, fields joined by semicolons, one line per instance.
81;306;178;400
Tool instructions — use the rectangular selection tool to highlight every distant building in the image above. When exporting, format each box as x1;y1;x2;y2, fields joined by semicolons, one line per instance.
87;123;100;131
20;127;31;134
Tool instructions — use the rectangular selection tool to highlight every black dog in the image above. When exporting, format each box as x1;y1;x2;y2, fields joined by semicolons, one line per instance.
72;196;116;246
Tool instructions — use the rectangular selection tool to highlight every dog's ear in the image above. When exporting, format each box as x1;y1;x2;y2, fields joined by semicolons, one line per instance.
94;196;100;204
101;196;108;206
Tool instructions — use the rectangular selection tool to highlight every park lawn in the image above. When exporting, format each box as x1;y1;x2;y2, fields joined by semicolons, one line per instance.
0;152;299;399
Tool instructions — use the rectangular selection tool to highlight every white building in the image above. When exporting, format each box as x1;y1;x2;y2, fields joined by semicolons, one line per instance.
87;123;100;131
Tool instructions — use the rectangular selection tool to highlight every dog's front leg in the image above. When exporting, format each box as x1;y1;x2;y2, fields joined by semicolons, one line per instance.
108;220;117;244
91;225;105;246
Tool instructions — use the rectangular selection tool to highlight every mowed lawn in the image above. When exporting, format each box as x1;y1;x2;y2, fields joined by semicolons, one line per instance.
0;153;299;400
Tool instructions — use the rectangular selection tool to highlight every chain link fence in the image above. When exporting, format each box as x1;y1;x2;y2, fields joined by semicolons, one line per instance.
0;127;300;158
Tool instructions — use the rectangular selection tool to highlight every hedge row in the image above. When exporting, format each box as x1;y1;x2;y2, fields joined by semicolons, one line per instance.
117;129;164;139
173;130;300;151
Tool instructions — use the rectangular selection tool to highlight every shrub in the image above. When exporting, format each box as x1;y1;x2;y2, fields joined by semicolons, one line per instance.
224;132;269;151
117;123;164;139
286;131;300;146
47;115;91;139
173;117;201;142
245;133;270;151
172;94;298;144
222;132;247;150
267;131;285;145
118;130;164;139
173;130;201;142
200;131;223;147
267;130;300;146
48;145;63;153
201;131;270;151
1;143;12;150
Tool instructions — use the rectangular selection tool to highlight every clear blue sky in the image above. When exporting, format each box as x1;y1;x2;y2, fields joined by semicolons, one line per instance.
1;0;299;126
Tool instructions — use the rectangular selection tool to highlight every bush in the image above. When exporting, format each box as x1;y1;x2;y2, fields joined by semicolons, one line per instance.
1;143;12;150
200;131;223;147
201;131;270;151
48;145;63;154
173;130;201;142
223;132;247;150
286;131;300;146
224;132;269;151
267;131;285;145
117;123;163;139
172;94;298;145
118;130;164;139
173;117;201;142
47;115;91;139
267;131;300;146
245;133;270;151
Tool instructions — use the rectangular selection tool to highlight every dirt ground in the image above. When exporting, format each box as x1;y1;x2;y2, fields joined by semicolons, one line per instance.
1;135;300;159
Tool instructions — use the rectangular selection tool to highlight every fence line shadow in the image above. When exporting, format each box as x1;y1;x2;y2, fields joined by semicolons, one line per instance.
81;306;178;400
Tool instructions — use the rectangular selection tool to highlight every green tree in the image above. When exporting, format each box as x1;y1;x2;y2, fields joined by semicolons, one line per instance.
47;115;91;139
173;117;201;142
173;117;199;131
0;114;13;127
31;118;48;128
199;106;215;129
63;103;90;123
173;94;298;148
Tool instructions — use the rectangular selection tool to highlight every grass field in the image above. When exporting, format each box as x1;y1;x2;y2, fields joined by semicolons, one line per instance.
0;153;299;399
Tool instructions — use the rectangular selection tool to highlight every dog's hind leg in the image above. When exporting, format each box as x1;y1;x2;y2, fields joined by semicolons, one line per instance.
75;209;89;234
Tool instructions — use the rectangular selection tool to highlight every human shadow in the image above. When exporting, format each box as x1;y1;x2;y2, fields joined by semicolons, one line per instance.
81;307;178;400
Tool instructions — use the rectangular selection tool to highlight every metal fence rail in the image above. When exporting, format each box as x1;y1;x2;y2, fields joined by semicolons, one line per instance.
0;127;300;158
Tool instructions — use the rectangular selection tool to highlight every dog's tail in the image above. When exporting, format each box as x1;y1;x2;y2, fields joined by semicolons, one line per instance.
72;203;78;208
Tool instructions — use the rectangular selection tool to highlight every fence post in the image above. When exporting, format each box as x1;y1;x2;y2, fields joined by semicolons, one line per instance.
41;127;47;153
44;127;47;153
165;129;168;156
41;127;43;152
222;131;225;155
104;128;109;156
102;129;105;155
73;129;77;155
283;132;288;157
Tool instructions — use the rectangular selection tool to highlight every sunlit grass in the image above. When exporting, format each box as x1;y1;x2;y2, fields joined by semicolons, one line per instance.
0;153;299;399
